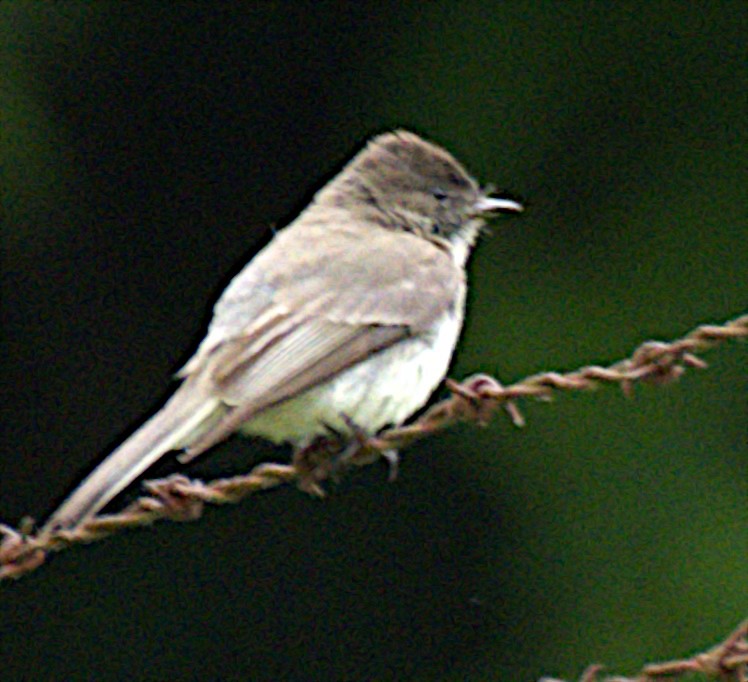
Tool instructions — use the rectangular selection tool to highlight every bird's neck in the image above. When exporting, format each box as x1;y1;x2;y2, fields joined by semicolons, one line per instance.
447;219;483;267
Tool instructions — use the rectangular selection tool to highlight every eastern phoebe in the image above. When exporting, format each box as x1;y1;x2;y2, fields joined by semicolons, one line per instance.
43;130;523;532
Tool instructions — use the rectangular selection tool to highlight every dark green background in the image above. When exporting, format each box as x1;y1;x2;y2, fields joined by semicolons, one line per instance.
2;3;746;680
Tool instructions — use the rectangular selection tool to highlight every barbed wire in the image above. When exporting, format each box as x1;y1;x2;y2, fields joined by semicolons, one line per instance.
541;619;748;682
1;312;745;580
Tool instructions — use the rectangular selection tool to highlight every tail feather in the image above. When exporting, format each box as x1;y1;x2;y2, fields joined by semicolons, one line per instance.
42;382;221;534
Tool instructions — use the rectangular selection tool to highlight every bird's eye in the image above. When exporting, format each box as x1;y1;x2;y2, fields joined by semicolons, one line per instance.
432;188;448;202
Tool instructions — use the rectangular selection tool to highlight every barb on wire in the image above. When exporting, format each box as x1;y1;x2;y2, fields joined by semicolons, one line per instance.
1;313;745;580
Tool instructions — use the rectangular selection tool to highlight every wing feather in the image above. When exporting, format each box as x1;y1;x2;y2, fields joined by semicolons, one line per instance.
185;320;406;455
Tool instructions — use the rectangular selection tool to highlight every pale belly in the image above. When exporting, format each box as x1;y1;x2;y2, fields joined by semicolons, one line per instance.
240;308;463;445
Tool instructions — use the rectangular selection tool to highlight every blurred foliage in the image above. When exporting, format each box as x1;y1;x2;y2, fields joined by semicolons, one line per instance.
1;2;746;681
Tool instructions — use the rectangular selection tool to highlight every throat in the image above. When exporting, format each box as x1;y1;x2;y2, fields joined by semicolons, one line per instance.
447;219;483;267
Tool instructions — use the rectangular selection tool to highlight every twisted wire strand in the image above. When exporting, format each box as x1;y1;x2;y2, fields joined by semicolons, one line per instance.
1;313;745;580
541;619;747;682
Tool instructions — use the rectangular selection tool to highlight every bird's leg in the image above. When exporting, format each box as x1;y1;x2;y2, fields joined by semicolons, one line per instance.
337;414;400;482
291;434;343;497
291;417;400;494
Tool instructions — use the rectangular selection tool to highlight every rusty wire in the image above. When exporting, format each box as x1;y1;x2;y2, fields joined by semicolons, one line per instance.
1;313;745;580
541;619;748;682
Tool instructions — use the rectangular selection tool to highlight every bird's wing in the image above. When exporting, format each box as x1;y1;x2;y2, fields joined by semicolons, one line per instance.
183;319;408;456
180;218;462;455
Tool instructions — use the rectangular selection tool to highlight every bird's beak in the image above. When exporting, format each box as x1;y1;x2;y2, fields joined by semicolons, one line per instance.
473;195;524;215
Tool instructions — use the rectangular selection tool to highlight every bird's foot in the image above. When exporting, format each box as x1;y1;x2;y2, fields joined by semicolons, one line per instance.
291;417;400;495
338;414;400;482
291;435;343;497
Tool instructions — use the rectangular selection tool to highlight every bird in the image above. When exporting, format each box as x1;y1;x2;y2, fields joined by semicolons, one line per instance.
42;130;523;533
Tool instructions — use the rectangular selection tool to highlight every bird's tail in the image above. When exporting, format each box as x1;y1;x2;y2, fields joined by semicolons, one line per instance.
41;381;223;535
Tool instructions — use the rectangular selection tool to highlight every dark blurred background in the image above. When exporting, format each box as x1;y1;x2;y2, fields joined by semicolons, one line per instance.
1;3;746;680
